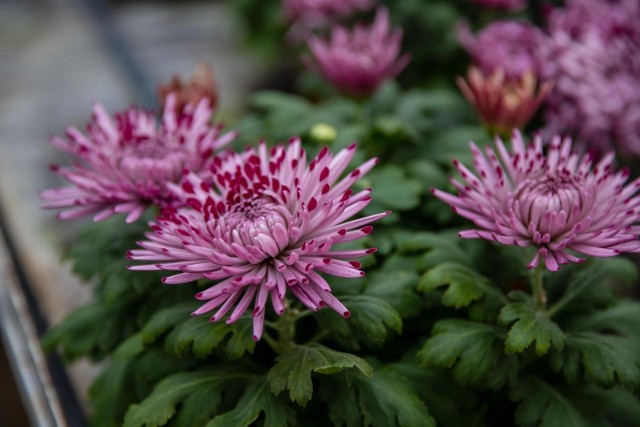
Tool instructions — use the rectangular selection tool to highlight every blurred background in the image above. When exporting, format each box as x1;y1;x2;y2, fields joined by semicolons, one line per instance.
0;0;263;424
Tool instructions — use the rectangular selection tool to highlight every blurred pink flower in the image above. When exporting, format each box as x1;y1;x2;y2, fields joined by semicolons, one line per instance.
158;63;218;115
541;0;640;155
283;0;373;22
471;0;527;12
305;7;410;97
433;131;640;271
457;66;552;137
283;0;374;43
458;20;546;81
128;139;388;340
41;95;236;223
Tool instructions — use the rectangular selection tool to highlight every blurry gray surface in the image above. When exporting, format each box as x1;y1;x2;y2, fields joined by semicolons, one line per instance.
0;0;264;420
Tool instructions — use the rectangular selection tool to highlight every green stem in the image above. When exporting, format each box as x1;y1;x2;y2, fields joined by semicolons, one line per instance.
531;265;547;310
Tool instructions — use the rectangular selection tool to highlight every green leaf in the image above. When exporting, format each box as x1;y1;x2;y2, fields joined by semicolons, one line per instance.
419;262;505;309
206;378;297;427
164;315;255;359
565;300;640;341
344;295;402;344
123;368;251;427
418;319;517;389
268;343;372;406
113;333;144;360
365;165;422;211
550;332;640;389
548;257;638;316
365;255;422;317
141;302;200;344
499;292;565;355
353;365;435;427
510;378;588;427
89;359;136;427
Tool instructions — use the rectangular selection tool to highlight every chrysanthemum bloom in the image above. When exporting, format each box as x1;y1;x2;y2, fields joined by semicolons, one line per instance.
40;95;236;223
541;0;640;155
283;0;374;43
158;63;218;114
471;0;526;12
456;67;552;137
305;7;410;97
128;139;388;340
432;131;640;271
283;0;373;22
457;20;546;81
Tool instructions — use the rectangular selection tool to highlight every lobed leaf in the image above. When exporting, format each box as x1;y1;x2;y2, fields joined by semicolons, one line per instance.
510;378;587;427
499;292;564;355
206;378;297;427
418;319;517;389
550;332;640;389
123;368;252;427
268;343;372;406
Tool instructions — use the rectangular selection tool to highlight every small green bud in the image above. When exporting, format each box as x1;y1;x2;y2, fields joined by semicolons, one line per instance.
310;123;337;144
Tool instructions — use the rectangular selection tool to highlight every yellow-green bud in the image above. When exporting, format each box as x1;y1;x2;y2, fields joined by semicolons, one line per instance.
310;123;337;144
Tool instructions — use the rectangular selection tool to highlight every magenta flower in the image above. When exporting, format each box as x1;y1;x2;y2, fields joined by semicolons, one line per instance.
305;7;410;97
432;131;640;271
458;20;546;81
283;0;373;22
471;0;526;12
541;0;640;155
128;139;388;340
40;95;236;223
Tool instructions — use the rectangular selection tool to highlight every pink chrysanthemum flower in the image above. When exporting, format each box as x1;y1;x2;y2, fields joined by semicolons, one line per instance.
305;7;410;97
458;20;546;81
283;0;373;22
471;0;527;12
541;0;640;155
40;95;236;223
432;131;640;271
128;139;389;340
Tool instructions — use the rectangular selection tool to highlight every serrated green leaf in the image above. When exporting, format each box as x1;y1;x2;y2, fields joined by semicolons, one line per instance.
354;365;436;427
419;262;504;309
123;368;251;427
499;293;564;355
551;332;640;389
206;378;297;427
268;343;372;406
565;300;640;341
510;378;587;427
164;315;255;359
418;319;517;389
344;295;402;344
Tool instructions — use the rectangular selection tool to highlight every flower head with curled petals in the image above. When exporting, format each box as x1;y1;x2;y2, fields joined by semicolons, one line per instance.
305;7;410;97
128;138;389;340
40;95;236;223
432;131;640;271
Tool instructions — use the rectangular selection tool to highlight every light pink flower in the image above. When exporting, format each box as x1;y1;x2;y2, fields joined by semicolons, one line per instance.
471;0;527;12
433;131;640;271
541;0;640;155
128;139;388;340
41;96;236;223
305;7;410;97
458;20;546;81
